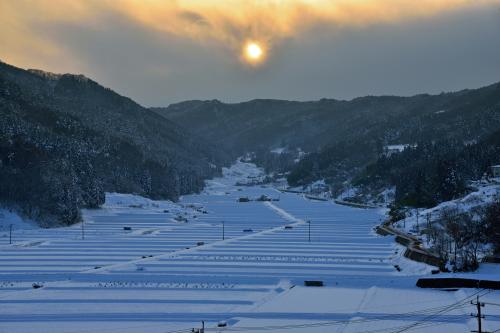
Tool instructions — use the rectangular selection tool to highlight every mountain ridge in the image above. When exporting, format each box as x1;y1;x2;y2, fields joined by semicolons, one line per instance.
154;80;500;192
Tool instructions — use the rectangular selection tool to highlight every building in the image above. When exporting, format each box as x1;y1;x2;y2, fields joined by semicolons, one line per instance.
491;165;500;178
383;144;416;157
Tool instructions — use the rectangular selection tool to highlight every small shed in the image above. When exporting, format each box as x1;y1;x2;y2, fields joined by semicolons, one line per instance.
492;165;500;178
304;280;324;287
383;144;416;157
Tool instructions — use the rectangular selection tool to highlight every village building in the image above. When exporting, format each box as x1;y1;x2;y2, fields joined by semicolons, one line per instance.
491;165;500;178
382;144;416;157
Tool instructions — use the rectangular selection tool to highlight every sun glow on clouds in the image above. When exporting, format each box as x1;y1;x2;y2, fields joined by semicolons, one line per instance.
1;0;498;69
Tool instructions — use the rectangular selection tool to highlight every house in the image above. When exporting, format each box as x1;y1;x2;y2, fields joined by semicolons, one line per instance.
492;165;500;178
310;180;329;194
383;144;416;157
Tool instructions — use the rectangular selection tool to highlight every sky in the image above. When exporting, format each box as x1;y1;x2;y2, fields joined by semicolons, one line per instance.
1;0;500;106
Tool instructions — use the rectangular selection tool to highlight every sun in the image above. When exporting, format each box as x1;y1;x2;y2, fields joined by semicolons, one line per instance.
246;43;262;59
244;42;264;64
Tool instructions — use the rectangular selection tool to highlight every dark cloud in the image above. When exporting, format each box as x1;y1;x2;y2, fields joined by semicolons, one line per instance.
178;10;211;27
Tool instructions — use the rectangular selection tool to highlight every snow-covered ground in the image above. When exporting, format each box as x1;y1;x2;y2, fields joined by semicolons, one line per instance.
0;208;37;231
393;183;500;235
0;161;498;333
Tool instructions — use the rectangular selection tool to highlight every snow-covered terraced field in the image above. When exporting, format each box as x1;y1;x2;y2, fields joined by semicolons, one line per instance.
0;162;498;333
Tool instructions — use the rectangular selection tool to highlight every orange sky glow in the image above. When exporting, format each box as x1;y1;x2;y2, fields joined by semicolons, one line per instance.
1;0;498;70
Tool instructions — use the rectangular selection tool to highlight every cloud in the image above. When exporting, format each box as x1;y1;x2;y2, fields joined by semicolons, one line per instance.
178;10;211;27
2;0;498;67
105;0;499;48
1;0;499;105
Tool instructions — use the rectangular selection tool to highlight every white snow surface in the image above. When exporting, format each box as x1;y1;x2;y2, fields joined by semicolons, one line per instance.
0;161;498;333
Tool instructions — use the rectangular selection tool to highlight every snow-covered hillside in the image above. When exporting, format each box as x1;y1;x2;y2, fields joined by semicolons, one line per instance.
389;182;500;271
393;183;500;234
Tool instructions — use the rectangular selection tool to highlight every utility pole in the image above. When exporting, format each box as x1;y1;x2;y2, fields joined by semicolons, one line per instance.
201;320;205;333
222;221;225;241
9;224;12;244
307;220;311;242
471;295;490;333
192;321;205;333
416;208;419;231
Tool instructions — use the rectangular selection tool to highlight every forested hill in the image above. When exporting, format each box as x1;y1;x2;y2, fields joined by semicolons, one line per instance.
0;61;228;226
352;129;500;207
287;82;500;188
155;82;500;194
154;84;500;159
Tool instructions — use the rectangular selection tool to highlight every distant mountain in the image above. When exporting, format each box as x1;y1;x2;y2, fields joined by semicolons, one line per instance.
0;61;228;226
287;83;500;188
154;82;500;191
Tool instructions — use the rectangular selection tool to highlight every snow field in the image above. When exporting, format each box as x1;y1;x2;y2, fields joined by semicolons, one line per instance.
0;161;498;333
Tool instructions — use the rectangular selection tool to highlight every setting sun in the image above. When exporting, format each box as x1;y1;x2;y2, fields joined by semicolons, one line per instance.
244;42;264;63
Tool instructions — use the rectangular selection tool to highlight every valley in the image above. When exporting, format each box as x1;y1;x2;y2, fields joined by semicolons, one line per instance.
1;161;498;333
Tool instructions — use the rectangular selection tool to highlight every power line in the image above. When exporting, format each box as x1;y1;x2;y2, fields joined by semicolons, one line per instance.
7;294;475;333
203;303;473;331
38;288;494;333
205;313;469;333
204;289;487;332
391;289;491;333
356;321;451;333
483;302;500;307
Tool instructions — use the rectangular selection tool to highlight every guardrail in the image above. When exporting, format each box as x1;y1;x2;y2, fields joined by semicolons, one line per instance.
376;225;442;269
304;195;329;201
416;277;500;289
334;200;378;209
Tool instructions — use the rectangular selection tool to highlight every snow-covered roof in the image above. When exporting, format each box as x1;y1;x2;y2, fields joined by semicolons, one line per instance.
384;144;413;151
270;147;285;154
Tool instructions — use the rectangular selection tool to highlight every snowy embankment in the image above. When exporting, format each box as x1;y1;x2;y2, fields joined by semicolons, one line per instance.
389;182;499;272
0;160;498;333
393;183;500;235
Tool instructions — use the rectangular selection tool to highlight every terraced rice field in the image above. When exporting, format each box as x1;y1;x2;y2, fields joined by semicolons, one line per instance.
0;162;498;333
